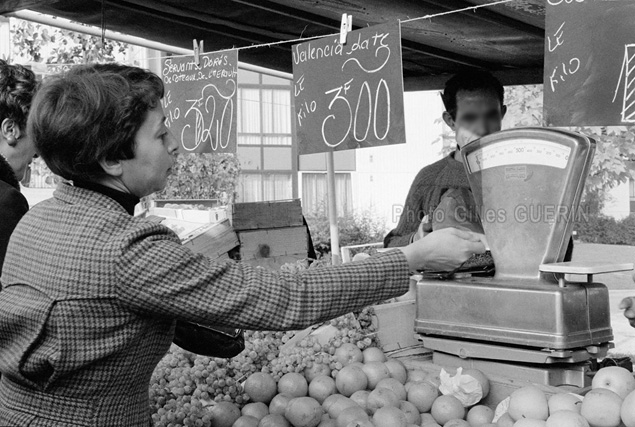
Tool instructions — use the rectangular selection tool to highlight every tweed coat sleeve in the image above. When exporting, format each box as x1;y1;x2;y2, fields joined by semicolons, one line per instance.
115;221;410;331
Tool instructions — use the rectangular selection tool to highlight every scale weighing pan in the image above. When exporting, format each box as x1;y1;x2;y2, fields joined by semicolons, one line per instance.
415;128;622;351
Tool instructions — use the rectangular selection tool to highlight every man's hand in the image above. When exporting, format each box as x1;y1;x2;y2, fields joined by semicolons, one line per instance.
619;297;635;328
400;227;487;272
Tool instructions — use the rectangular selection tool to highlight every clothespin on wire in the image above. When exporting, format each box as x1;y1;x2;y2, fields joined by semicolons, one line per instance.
193;39;204;67
339;13;352;45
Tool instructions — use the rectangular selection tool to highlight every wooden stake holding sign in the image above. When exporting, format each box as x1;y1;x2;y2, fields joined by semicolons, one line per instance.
292;18;405;264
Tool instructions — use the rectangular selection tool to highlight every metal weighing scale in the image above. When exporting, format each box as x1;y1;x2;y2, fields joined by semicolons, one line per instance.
415;128;634;387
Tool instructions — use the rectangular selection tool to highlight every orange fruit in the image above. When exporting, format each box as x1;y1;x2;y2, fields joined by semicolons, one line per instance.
285;397;324;427
367;387;400;413
399;400;421;425
233;415;260;427
546;410;590;427
335;365;368;397
269;393;294;416
278;372;309;398
622;389;635;427
361;362;390;390
208;401;241;427
334;343;364;367
430;395;465;425
349;390;371;415
462;369;490;399
407;370;428;383
335;406;370;427
384;358;408;384
420;413;438;425
305;363;332;384
547;393;582;414
259;414;291;427
580;388;622;427
372;406;408;427
376;378;407;401
244;372;278;404
496;413;514;427
317;416;336;427
242;402;269;420
591;366;635;400
342;420;373;427
512;420;547;427
466;404;494;425
507;386;549;421
443;420;469;427
362;347;387;363
323;395;357;419
406;381;438;412
309;375;337;404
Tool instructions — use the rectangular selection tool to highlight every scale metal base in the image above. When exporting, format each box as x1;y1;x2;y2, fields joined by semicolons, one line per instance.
415;276;613;350
417;335;613;387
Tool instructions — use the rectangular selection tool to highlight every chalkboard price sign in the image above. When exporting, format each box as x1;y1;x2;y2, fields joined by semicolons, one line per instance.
161;50;238;153
292;22;405;155
544;0;635;126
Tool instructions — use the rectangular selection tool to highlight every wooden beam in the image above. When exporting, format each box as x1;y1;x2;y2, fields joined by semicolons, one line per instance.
420;0;544;38
229;0;493;68
403;67;544;91
0;0;55;14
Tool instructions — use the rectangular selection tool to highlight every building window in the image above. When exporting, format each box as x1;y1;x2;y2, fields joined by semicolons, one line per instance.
301;173;352;216
236;69;296;202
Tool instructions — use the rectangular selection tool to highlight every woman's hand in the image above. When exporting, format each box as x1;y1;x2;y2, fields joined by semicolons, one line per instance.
400;227;487;272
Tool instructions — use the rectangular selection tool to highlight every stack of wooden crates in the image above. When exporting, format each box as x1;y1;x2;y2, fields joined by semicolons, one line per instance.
230;199;309;270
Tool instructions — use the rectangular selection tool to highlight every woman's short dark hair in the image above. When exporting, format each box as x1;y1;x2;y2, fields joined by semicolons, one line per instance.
0;59;38;131
441;69;504;120
28;63;164;181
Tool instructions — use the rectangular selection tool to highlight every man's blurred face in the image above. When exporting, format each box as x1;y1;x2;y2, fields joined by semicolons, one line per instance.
443;89;506;149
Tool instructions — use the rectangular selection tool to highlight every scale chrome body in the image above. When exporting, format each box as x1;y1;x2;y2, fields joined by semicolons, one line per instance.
415;128;633;387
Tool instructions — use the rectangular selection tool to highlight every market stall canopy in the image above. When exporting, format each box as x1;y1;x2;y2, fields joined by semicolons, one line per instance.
0;0;546;90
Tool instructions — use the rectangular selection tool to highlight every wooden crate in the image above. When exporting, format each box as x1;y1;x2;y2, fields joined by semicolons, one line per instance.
181;219;239;260
372;299;425;354
238;226;308;261
401;358;575;410
230;199;303;231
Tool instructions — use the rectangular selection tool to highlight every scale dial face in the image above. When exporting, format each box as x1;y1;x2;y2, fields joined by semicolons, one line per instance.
466;139;572;173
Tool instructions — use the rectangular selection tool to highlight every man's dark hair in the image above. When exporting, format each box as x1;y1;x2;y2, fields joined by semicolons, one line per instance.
28;63;163;181
441;69;504;120
0;59;38;131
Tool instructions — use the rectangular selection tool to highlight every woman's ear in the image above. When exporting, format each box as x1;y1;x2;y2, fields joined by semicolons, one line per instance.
98;158;124;177
1;118;21;146
442;111;456;131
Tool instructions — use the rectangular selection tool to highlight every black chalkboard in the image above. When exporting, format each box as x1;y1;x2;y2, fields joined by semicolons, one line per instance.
161;50;238;153
544;0;635;127
292;22;405;155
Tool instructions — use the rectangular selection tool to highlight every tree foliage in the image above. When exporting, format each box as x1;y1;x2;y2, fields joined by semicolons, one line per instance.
9;18;128;64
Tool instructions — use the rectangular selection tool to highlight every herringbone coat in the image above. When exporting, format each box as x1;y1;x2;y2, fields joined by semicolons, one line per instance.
0;183;409;426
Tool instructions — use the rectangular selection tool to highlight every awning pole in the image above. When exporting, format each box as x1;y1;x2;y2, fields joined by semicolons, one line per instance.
326;151;341;266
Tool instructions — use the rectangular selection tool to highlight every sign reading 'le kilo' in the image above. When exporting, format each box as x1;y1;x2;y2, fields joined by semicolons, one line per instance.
544;0;635;127
161;50;238;154
292;22;405;155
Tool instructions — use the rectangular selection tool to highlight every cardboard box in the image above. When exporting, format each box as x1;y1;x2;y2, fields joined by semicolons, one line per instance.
230;199;303;231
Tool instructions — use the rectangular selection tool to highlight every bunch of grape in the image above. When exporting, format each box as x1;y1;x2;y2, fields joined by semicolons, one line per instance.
149;345;248;426
227;330;290;382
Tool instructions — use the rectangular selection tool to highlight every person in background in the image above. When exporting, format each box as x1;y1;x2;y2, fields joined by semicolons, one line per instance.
0;60;38;273
384;69;574;262
384;69;506;248
0;63;486;425
621;296;635;328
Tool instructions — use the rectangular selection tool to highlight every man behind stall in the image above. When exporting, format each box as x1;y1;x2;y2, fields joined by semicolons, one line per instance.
384;69;506;248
